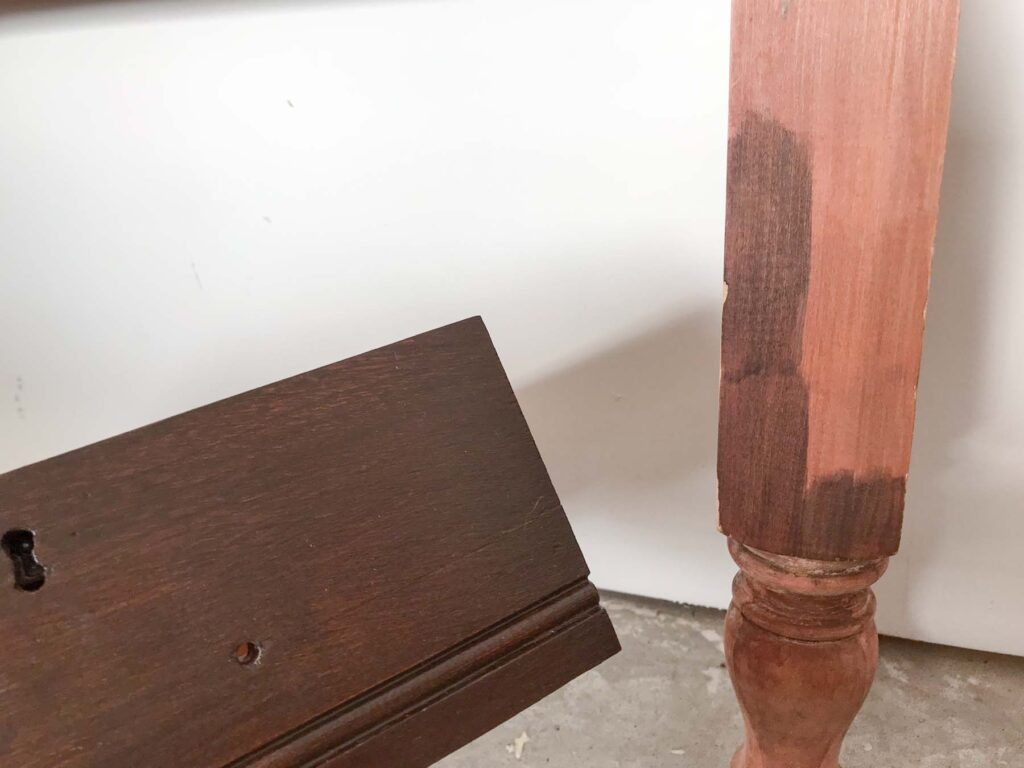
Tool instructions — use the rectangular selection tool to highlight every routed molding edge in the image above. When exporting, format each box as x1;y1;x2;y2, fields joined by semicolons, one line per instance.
234;580;617;768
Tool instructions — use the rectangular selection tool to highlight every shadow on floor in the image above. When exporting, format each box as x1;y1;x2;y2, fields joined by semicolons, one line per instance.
440;593;1024;768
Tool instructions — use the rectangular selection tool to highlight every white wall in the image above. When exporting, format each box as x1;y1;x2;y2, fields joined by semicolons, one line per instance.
1;0;1021;656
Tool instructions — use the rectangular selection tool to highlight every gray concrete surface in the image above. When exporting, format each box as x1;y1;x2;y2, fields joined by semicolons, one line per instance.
439;593;1024;768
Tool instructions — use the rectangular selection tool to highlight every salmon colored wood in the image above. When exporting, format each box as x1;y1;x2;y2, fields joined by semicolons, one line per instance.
0;317;619;768
725;541;886;768
718;0;961;561
719;2;960;767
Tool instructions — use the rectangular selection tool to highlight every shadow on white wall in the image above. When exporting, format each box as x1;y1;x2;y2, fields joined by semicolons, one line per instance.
873;2;1024;652
519;310;720;503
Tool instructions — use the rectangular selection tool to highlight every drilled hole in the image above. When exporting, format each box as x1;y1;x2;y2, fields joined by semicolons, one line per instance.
2;529;46;592
234;641;262;666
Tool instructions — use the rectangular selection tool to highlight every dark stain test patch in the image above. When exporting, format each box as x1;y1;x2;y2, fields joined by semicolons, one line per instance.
720;112;811;381
719;112;814;555
803;473;906;560
717;112;904;561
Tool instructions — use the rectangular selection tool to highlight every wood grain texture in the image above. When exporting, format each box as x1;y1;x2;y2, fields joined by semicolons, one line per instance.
0;317;618;768
719;0;960;560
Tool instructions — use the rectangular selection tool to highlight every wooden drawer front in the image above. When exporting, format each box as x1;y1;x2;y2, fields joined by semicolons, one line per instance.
0;317;618;767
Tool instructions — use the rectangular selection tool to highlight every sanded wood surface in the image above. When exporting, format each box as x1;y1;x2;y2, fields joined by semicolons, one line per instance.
0;317;618;767
718;0;960;560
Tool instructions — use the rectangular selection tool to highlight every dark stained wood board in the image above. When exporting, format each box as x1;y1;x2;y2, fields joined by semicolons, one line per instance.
0;317;619;767
718;0;960;561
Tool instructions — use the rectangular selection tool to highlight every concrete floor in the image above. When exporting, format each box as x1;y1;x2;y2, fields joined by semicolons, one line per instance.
439;593;1024;768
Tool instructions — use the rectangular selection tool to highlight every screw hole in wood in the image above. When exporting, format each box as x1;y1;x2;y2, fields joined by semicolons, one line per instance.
2;529;46;592
234;641;262;666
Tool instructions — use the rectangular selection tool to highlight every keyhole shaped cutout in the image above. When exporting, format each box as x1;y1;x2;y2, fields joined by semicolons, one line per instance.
2;529;46;592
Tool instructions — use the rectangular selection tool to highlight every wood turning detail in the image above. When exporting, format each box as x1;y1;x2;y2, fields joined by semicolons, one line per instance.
726;541;887;768
718;2;960;766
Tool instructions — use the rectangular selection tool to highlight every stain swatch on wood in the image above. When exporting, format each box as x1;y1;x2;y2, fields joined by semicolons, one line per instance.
0;317;618;768
719;112;908;561
719;112;817;554
718;0;960;561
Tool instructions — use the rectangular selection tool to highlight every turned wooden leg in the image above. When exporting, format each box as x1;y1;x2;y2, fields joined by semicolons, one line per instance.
725;540;887;768
717;1;960;764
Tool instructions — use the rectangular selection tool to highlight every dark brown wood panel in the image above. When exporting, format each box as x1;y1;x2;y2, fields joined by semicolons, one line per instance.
0;317;618;767
718;0;960;560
